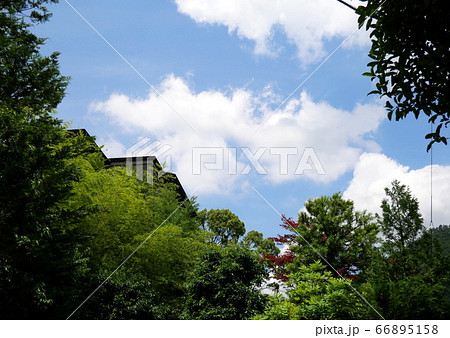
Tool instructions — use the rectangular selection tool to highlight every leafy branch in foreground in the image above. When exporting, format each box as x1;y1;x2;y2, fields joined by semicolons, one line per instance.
357;0;450;150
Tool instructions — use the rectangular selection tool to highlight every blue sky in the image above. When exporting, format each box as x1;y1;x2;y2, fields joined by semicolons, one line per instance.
33;0;450;238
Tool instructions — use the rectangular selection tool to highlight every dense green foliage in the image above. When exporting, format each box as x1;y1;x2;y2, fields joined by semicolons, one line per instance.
0;0;59;23
65;162;207;319
378;181;429;279
255;261;379;320
430;225;450;308
0;107;93;318
366;181;450;319
183;243;268;319
198;208;246;245
268;193;379;281
0;0;68;111
261;182;449;320
243;230;280;257
356;0;450;149
296;193;378;278
71;270;160;320
431;225;450;257
0;0;84;318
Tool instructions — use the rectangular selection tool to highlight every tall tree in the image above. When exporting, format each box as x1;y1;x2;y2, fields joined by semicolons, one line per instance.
268;193;378;281
356;0;450;149
0;108;95;318
0;0;90;318
198;208;246;246
368;180;450;319
1;0;68;111
378;180;425;278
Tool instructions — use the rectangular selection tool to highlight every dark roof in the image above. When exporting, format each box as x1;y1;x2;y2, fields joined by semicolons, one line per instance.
67;129;188;201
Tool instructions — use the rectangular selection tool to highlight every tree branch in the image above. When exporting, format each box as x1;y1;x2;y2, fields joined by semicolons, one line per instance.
336;0;357;11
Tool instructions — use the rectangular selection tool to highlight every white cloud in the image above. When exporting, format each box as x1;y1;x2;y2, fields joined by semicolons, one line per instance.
174;0;368;63
96;136;127;158
343;153;450;228
91;74;384;195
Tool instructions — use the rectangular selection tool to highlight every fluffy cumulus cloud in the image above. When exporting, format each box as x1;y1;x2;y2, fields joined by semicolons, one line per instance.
174;0;368;63
343;153;450;228
91;75;384;195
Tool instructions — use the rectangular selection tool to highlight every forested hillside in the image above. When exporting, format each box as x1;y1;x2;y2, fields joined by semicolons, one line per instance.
432;225;450;257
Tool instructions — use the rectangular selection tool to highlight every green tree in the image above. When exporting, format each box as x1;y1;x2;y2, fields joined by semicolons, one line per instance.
65;162;205;319
255;261;379;320
273;193;378;280
260;193;382;320
0;0;95;318
183;243;268;319
1;0;68;111
431;225;450;257
379;180;425;278
130;224;207;319
243;230;280;257
367;180;450;319
69;269;161;320
0;108;96;318
67;164;200;270
1;0;58;22
356;0;450;149
198;208;245;246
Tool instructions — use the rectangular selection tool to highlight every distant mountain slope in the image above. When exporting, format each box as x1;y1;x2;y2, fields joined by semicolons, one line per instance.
431;225;450;257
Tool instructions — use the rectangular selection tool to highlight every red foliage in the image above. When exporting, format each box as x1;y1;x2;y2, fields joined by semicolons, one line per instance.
337;267;358;280
263;248;296;282
268;234;297;244
280;215;299;230
336;266;359;280
261;215;304;282
263;250;295;266
273;274;289;282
